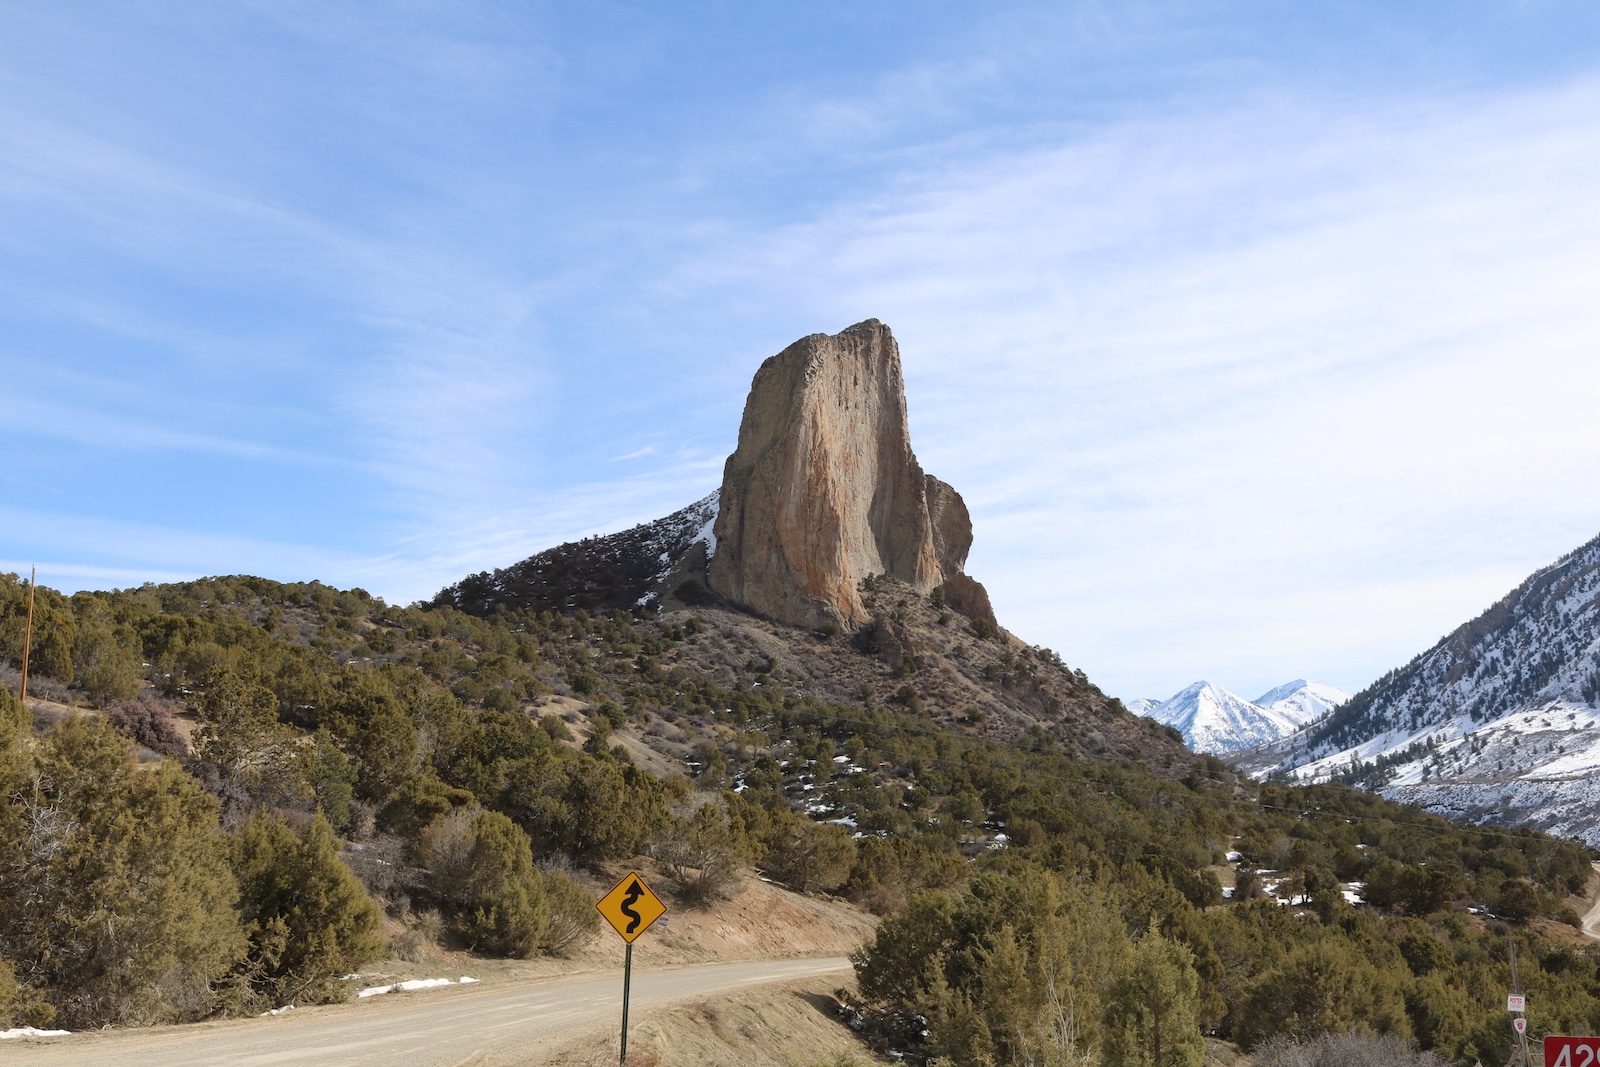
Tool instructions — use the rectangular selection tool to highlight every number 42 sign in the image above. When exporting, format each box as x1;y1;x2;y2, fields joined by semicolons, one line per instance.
1547;1037;1600;1067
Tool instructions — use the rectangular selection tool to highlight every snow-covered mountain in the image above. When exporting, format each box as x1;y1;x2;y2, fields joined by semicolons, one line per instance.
1146;680;1344;754
1123;697;1161;717
1254;679;1349;724
1234;530;1600;847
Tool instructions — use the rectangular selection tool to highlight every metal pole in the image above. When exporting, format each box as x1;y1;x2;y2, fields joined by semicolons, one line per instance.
18;566;35;704
619;940;633;1066
1509;936;1531;1067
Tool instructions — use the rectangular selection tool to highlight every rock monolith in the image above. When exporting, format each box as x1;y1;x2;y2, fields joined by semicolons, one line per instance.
707;319;991;629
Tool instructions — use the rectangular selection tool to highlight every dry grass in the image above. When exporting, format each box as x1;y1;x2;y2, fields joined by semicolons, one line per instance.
544;975;880;1067
389;909;444;963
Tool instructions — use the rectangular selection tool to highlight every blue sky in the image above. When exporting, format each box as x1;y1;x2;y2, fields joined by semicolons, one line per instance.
3;2;1599;702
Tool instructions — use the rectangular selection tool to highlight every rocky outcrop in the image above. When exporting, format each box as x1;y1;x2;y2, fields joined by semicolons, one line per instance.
924;475;972;577
943;572;995;626
707;319;990;629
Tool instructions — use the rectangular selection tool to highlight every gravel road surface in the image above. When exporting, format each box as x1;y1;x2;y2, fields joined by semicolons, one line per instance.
0;956;852;1067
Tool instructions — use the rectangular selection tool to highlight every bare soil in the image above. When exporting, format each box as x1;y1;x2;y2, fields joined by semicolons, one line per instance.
547;974;878;1067
367;857;878;989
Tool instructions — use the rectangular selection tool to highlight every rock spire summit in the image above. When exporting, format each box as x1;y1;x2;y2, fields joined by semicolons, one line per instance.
707;319;990;629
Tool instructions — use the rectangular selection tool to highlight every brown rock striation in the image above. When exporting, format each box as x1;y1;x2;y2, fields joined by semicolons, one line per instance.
708;319;990;629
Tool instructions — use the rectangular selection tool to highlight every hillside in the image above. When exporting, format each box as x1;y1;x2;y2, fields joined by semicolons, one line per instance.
1232;530;1600;846
4;567;1600;1063
438;492;719;618
438;320;1186;769
448;515;1188;770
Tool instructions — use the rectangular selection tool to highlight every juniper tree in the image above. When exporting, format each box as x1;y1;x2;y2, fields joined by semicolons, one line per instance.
233;811;385;1007
0;717;244;1027
1102;931;1204;1067
419;808;547;957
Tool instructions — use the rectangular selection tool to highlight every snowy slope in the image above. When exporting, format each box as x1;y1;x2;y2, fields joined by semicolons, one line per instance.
436;492;719;616
1124;697;1161;717
1276;700;1600;848
1255;680;1350;725
1148;681;1337;754
1242;529;1600;846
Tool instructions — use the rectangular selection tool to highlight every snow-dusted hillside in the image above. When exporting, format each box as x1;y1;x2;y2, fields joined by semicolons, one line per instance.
1240;529;1600;847
1147;680;1343;754
436;491;719;616
1255;679;1349;725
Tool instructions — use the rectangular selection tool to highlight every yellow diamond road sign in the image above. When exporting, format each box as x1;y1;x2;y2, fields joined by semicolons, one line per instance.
596;870;666;944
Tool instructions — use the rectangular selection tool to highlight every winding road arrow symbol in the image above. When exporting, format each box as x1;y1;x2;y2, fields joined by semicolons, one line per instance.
620;879;645;934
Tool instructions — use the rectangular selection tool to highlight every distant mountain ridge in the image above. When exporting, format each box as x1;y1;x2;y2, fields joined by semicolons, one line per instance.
1229;529;1600;846
1254;679;1349;725
1141;679;1346;754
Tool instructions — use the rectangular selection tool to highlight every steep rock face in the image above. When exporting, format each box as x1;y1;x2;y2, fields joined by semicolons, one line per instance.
924;475;973;576
708;320;984;629
943;572;996;626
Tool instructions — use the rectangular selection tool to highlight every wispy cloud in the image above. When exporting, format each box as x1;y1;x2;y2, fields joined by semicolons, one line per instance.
0;57;562;515
6;4;1599;706
647;75;1600;698
0;506;381;590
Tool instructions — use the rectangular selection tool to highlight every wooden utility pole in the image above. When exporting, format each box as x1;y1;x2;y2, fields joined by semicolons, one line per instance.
1510;935;1532;1067
18;565;35;704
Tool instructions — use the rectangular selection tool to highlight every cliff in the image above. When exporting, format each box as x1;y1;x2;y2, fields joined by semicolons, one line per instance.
707;320;988;629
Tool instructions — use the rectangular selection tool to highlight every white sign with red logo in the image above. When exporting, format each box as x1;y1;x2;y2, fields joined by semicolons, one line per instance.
1508;994;1527;1012
1514;1018;1527;1034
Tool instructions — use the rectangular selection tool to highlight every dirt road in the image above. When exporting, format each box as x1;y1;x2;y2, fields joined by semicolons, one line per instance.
0;957;853;1067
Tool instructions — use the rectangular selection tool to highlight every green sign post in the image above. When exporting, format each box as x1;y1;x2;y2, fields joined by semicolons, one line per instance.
595;871;667;1065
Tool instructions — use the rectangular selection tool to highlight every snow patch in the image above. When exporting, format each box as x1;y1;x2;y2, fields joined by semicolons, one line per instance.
1;1027;72;1039
691;507;718;556
357;976;479;998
